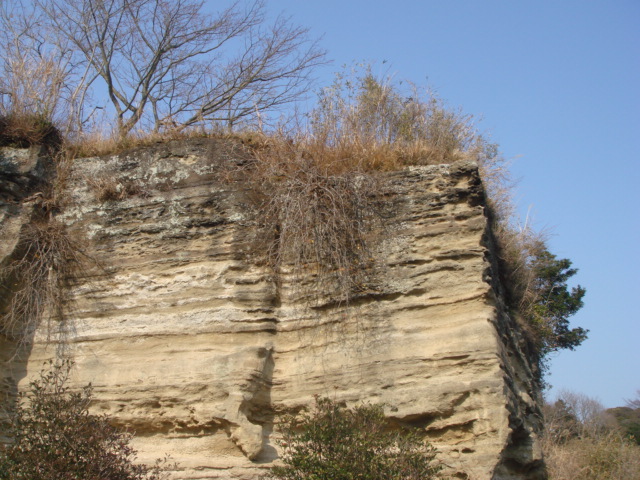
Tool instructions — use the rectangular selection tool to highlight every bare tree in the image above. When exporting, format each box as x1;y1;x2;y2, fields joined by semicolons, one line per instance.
626;390;640;409
549;390;616;439
3;0;324;139
0;1;94;133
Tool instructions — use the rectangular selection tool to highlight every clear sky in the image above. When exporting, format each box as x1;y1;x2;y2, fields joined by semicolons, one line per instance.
267;0;640;408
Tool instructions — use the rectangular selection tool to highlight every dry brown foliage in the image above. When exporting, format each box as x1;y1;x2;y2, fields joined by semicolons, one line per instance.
0;58;576;367
62;127;209;159
479;151;561;356
241;133;385;306
234;66;506;308
304;65;496;170
542;391;640;479
543;429;640;479
0;114;62;150
87;175;148;203
0;219;84;347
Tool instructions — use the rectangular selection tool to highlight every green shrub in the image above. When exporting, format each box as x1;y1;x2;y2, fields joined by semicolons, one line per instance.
265;397;442;480
0;360;170;480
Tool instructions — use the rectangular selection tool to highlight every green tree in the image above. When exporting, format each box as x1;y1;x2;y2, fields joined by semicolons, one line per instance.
0;360;169;480
607;406;640;445
266;397;442;480
526;250;588;355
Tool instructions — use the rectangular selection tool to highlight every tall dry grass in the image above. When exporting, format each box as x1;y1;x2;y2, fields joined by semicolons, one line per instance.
542;391;640;479
543;427;640;479
303;65;497;170
0;1;91;138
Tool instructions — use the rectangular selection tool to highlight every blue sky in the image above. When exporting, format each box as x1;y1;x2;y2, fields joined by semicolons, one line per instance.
268;0;640;408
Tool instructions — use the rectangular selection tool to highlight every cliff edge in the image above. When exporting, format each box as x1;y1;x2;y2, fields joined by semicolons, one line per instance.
1;139;545;479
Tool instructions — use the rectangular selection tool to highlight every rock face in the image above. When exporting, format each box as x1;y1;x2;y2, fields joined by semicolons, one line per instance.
0;139;545;479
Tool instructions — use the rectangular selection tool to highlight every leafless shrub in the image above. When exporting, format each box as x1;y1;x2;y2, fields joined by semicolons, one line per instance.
0;219;85;348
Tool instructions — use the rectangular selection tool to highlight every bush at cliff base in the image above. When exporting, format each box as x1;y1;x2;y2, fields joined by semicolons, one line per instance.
0;360;168;480
265;397;442;480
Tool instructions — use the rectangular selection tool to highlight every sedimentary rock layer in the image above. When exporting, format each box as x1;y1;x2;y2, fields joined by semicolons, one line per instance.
0;140;544;479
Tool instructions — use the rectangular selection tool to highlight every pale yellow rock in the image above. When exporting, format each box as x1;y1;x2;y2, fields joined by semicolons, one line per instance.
0;140;545;479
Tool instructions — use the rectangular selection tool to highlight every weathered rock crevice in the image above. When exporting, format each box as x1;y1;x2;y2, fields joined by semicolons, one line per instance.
1;139;545;479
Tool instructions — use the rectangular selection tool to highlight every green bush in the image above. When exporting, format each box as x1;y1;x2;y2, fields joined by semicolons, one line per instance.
607;406;640;445
265;397;442;480
0;360;169;480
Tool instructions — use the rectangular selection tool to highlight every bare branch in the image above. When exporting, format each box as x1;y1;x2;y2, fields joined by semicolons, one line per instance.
7;0;325;139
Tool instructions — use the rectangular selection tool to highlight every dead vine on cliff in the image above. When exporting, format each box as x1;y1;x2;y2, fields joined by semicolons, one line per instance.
239;135;386;308
0;218;85;348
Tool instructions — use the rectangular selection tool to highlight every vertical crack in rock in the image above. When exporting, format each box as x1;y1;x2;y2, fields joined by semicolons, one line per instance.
229;346;274;460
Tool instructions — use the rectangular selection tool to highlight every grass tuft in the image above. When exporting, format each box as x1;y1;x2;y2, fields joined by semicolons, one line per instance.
0;114;62;151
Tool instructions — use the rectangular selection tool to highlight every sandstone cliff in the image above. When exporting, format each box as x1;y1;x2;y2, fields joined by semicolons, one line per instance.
1;139;545;479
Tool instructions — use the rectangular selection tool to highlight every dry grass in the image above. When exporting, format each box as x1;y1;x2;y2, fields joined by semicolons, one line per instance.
543;431;640;479
542;391;640;479
0;62;565;362
0;114;62;151
304;66;493;170
63;127;210;159
0;0;92;142
479;147;559;357
87;175;148;203
231;66;507;309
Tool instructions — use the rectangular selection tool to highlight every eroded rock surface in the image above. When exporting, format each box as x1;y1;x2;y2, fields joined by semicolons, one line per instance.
0;139;545;479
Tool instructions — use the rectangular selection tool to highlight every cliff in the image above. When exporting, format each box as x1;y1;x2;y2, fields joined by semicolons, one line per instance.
0;139;545;479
